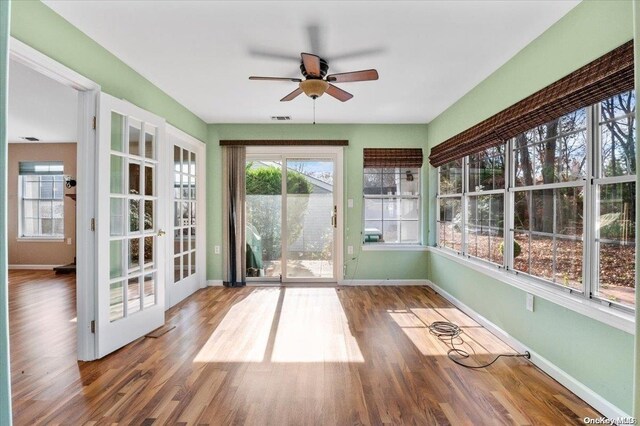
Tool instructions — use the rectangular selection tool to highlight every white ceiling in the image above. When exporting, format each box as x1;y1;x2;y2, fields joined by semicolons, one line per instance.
8;60;78;143
42;0;580;124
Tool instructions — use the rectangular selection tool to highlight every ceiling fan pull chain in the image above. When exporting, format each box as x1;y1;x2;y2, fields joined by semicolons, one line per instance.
313;97;316;125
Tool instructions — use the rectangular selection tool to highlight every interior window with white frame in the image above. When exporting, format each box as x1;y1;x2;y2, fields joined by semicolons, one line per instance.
18;161;65;239
363;167;421;244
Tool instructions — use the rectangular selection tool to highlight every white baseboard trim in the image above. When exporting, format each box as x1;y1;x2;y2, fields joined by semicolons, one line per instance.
9;264;57;270
425;279;630;420
207;280;224;286
339;279;428;286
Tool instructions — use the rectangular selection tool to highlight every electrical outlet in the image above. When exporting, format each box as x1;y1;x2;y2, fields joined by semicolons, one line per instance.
526;293;534;312
66;238;72;245
348;198;354;208
347;245;353;255
214;245;220;254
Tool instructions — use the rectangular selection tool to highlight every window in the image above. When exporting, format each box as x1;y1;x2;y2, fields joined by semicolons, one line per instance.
511;109;587;290
436;90;636;311
19;161;65;239
594;91;636;307
437;159;462;251
466;146;505;264
363;167;421;244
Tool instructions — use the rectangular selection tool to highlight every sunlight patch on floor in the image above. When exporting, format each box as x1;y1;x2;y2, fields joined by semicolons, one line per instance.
270;288;364;363
388;308;505;356
194;289;279;362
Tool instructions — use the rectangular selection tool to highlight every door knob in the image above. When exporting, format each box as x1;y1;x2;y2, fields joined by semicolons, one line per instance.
158;229;166;237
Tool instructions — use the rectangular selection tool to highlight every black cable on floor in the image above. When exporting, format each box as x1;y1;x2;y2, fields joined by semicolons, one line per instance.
427;320;531;369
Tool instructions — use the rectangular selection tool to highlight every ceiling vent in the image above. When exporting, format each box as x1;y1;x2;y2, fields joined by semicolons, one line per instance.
20;136;40;142
271;116;291;121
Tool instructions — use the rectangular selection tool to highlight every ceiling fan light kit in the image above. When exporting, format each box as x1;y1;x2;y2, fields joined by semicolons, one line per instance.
300;79;329;98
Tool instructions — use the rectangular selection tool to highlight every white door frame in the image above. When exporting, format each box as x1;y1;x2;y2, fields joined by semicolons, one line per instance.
9;38;100;360
245;145;344;283
165;124;206;309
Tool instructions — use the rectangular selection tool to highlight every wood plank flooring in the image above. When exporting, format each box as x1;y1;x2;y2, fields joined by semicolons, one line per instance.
9;270;601;425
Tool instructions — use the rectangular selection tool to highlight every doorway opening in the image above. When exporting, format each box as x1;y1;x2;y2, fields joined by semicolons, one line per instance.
245;146;343;283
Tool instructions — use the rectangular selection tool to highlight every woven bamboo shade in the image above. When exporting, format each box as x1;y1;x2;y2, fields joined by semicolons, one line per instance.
363;148;423;168
429;40;634;167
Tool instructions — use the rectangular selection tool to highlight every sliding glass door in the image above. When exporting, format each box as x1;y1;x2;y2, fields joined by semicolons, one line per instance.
246;148;342;283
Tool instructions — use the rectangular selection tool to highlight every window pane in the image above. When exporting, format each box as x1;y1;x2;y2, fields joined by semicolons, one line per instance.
556;187;583;236
556;238;582;290
439;159;462;194
400;199;419;220
466;194;503;263
383;221;399;243
400;221;419;244
514;109;587;186
364;220;383;243
469;148;505;192
529;234;554;282
399;168;420;195
438;197;461;251
513;232;530;274
600;115;636;177
597;181;636;307
383;199;400;220
363;171;383;195
601;90;635;122
364;199;382;220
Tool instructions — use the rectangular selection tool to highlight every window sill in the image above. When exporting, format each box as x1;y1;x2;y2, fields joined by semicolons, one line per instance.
427;246;635;335
362;244;428;252
17;237;65;243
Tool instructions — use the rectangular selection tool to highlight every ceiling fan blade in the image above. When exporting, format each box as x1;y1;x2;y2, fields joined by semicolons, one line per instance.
325;84;353;102
280;87;303;102
301;52;321;77
326;69;379;83
250;76;302;82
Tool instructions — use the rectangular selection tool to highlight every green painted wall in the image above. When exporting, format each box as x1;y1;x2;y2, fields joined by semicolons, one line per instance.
426;0;635;414
10;0;207;141
206;124;429;281
0;1;12;424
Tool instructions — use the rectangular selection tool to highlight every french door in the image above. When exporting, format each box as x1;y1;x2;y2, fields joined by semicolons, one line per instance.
245;147;343;283
96;93;167;357
166;127;206;309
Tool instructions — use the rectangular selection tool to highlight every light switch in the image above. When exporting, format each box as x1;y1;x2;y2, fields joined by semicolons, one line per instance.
347;245;353;255
347;198;354;208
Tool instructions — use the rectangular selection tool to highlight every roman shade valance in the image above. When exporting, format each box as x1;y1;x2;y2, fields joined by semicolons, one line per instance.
363;148;423;168
428;40;634;168
220;140;348;146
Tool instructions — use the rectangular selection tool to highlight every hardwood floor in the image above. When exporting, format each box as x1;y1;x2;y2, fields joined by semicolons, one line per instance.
9;271;600;425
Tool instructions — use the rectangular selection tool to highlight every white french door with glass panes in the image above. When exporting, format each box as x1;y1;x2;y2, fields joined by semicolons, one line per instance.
166;126;206;309
96;93;167;358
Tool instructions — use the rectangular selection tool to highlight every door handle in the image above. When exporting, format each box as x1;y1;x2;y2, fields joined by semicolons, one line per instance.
331;205;337;228
158;229;166;237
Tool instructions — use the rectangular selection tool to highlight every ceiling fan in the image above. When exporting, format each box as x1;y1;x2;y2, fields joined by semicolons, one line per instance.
249;52;379;102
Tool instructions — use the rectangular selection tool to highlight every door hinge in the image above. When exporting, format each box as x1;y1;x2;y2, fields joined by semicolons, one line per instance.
90;320;96;333
90;218;95;231
92;116;96;130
